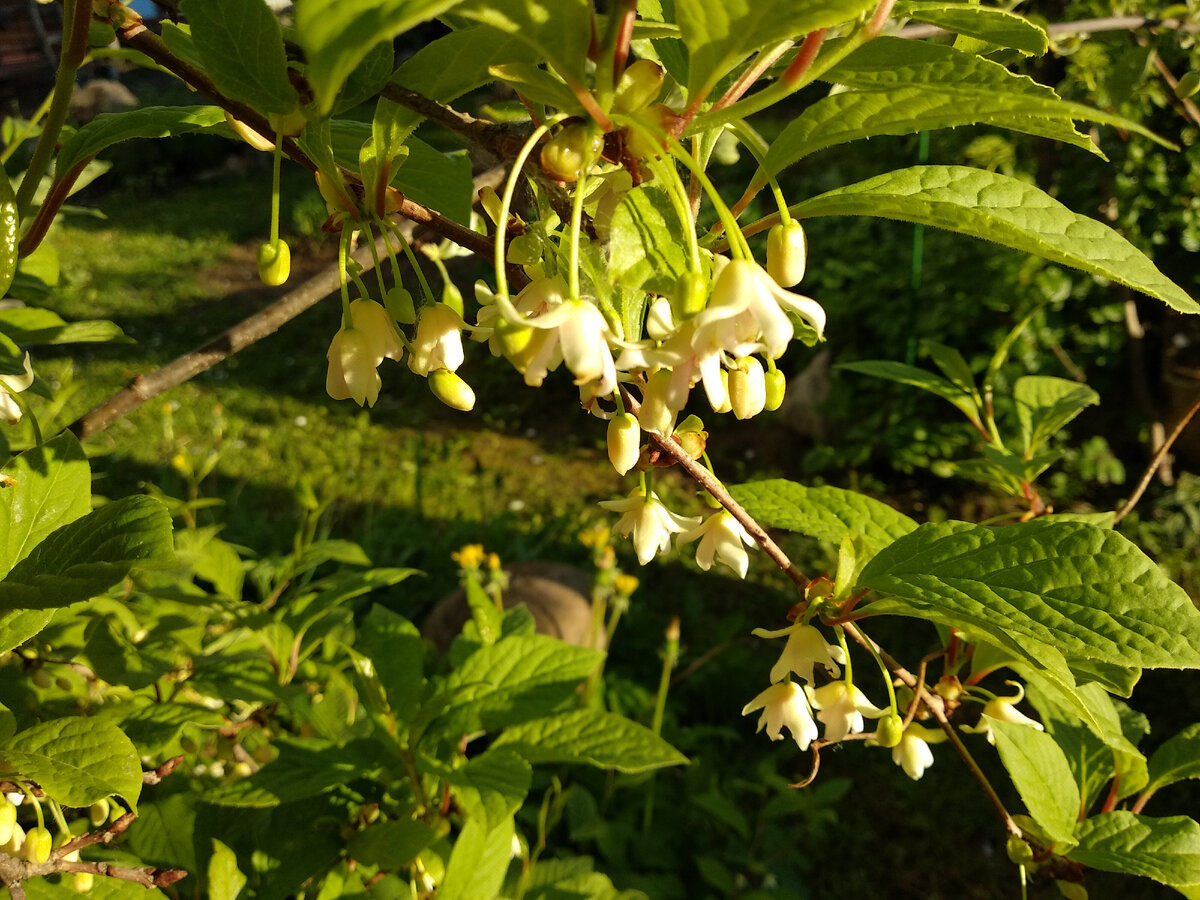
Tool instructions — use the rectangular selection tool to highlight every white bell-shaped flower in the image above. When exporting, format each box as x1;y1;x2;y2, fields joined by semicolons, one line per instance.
807;680;887;742
742;680;819;750
678;510;755;578
599;487;700;565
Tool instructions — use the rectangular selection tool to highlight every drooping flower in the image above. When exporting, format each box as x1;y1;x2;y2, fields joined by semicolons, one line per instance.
348;298;404;363
751;623;845;685
692;259;825;360
0;354;34;425
607;412;642;475
892;723;946;780
807;680;887;742
599;487;700;565
742;680;819;750
326;328;380;407
766;220;807;287
409;303;465;376
728;355;766;420
962;682;1044;745
678;509;755;578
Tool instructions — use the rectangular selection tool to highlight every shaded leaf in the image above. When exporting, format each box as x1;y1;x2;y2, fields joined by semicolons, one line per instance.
420;747;531;831
55;106;228;176
206;738;379;807
1146;724;1200;794
349;819;436;869
493;709;688;773
182;0;297;114
837;359;980;422
608;185;689;295
439;816;514;900
1014;376;1099;455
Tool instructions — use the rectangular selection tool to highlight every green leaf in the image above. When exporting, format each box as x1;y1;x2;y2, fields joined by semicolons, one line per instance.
430;635;603;737
792;166;1198;314
452;0;592;84
493;709;688;773
0;495;176;611
182;0;298;114
438;816;515;900
208;839;247;900
96;699;226;756
420;747;531;831
206;738;379;807
675;0;874;102
1014;376;1099;456
348;819;436;869
23;879;165;899
0;609;54;654
174;527;245;600
0;717;142;808
0;308;126;345
489;62;581;113
295;0;466;115
837;359;981;422
1146;724;1200;794
990;718;1080;848
921;340;977;396
1070;812;1200;888
54;106;228;176
608;184;690;295
355;604;426;726
393;140;473;226
894;2;1048;54
0;432;91;577
729;479;917;556
859;520;1200;672
332;40;395;115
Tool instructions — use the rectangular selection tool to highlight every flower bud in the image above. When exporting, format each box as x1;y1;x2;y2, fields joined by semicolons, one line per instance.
74;872;95;892
88;799;109;828
607;412;641;475
875;713;904;749
646;297;675;341
224;111;274;152
672;270;708;319
257;239;291;287
428;369;475;411
25;826;52;864
506;233;542;266
614;59;664;114
268;107;307;137
479;186;504;226
625;104;681;160
766;221;807;287
729;357;766;420
384;286;416;325
764;368;786;411
495;316;534;360
0;798;15;845
540;123;605;182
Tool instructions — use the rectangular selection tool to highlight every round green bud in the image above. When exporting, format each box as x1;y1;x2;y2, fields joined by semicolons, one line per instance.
25;826;52;865
764;369;786;411
613;59;665;114
257;239;291;287
766;220;807;287
875;713;904;748
1006;835;1036;867
540;123;605;182
672;270;708;319
384;286;416;325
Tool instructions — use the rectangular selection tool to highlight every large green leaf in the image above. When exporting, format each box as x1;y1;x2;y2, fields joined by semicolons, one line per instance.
0;432;90;577
0;717;142;808
54;106;228;176
836;359;980;422
348;820;436;869
0;496;175;611
859;519;1200;672
181;0;298;114
729;479;917;553
493;709;688;773
609;185;690;294
430;635;602;737
1070;812;1200;888
439;816;514;900
295;0;467;115
0;308;126;345
355;604;426;726
1146;724;1200;794
675;0;874;101
894;2;1048;54
990;718;1080;848
1014;376;1099;455
792;166;1198;314
451;0;592;85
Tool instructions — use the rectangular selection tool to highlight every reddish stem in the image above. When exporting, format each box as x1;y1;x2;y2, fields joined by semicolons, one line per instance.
781;29;827;87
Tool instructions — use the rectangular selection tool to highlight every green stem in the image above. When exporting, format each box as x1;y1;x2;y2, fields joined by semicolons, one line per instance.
643;150;701;271
16;0;91;217
568;157;589;300
363;222;388;297
337;230;353;327
269;140;283;245
48;799;69;835
384;218;436;305
834;625;853;686
724;120;791;223
495;119;560;300
642;618;679;836
863;630;899;712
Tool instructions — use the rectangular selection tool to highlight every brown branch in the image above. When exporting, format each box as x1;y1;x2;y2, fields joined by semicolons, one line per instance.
59;813;137;855
379;84;533;162
1114;389;1200;524
142;754;184;785
712;40;795;113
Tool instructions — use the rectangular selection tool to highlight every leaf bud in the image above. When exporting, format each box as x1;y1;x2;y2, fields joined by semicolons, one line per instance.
428;369;475;411
766;220;807;287
729;357;766;420
540;123;605;182
764;368;786;411
257;239;291;287
607;412;642;475
1005;835;1036;867
614;59;665;114
672;270;708;319
384;286;416;325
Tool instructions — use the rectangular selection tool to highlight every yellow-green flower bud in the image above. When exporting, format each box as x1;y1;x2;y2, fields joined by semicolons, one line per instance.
384;286;416;325
88;799;109;828
257;239;291;287
607;412;641;475
1006;835;1036;867
729;357;766;420
0;798;15;845
74;872;95;892
875;712;904;748
764;368;786;411
540;123;605;182
614;59;664;114
428;369;475;411
766;221;807;287
25;825;52;864
496;316;534;360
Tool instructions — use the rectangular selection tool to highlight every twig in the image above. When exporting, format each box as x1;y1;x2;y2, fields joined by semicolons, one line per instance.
142;755;184;785
379;84;534;162
59;813;137;855
1114;389;1200;524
